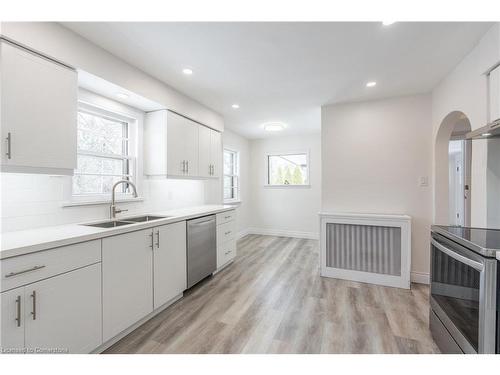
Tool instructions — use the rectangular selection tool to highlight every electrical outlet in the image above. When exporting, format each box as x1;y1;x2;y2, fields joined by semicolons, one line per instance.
419;176;429;187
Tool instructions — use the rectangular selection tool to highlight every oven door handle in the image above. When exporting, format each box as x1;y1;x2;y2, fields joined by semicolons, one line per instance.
431;238;484;272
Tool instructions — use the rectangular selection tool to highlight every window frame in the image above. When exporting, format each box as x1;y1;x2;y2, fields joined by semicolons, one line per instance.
265;150;311;188
71;101;138;202
223;148;240;203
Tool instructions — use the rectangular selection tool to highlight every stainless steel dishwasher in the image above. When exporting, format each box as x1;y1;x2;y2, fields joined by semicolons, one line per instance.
186;215;217;288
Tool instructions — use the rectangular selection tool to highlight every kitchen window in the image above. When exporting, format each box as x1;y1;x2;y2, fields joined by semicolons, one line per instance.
267;152;309;186
73;104;136;199
224;149;240;202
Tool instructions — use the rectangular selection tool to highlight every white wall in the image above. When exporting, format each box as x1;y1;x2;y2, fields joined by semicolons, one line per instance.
248;133;321;238
432;23;500;227
321;94;433;280
0;22;224;132
222;130;251;236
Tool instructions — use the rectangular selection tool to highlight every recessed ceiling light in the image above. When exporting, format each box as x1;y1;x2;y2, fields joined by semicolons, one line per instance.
382;21;395;26
232;104;240;109
482;133;492;137
366;81;377;87
116;92;129;99
182;68;193;75
263;122;286;132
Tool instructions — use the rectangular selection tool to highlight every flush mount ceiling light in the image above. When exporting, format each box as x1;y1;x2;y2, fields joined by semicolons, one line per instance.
182;68;193;75
232;104;240;109
116;92;129;99
382;21;396;26
263;122;286;132
366;81;377;87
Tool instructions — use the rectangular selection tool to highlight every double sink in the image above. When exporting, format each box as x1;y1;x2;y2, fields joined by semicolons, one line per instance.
82;215;171;228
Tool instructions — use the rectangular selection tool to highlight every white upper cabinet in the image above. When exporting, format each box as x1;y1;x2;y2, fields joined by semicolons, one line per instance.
489;65;500;122
0;40;77;175
198;125;212;178
145;110;220;179
210;129;222;178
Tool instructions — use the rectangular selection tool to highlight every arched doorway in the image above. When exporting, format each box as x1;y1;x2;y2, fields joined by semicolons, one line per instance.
434;111;472;226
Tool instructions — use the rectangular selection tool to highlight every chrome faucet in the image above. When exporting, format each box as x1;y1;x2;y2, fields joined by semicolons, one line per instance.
110;180;138;219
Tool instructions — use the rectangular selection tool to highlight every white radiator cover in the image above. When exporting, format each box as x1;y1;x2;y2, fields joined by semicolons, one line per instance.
319;212;411;289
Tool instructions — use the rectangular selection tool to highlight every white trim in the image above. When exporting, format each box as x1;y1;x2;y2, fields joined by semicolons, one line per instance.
263;184;311;189
411;271;430;285
61;196;145;208
244;227;319;240
319;212;412;289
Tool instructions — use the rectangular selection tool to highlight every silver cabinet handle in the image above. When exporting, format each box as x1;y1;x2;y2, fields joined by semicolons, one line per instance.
156;230;160;248
224;216;231;219
149;231;154;249
5;265;46;278
225;231;232;235
30;291;36;320
15;295;21;327
186;161;189;174
6;132;12;159
225;250;232;255
181;160;185;173
431;238;484;271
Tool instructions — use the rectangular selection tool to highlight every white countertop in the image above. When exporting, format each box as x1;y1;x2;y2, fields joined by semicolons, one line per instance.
0;205;235;260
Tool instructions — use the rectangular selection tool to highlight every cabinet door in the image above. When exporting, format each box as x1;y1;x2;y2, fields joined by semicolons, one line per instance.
23;263;102;354
1;41;77;174
153;221;187;309
0;287;25;352
210;130;222;178
184;117;199;177
102;229;153;342
198;125;212;178
166;111;188;177
490;65;500;122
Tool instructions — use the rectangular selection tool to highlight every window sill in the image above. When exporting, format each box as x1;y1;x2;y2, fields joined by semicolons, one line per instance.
224;200;242;205
62;197;145;208
264;184;311;189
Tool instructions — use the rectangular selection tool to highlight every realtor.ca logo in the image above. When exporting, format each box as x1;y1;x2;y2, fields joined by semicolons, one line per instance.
1;347;69;354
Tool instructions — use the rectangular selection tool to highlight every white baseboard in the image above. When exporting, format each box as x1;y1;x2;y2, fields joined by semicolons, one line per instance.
411;271;430;285
240;227;319;240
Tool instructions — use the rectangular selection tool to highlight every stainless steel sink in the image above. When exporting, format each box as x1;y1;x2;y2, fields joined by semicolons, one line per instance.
83;220;134;228
124;215;169;222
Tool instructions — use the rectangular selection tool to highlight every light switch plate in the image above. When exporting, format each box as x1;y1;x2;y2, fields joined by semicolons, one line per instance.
419;176;429;187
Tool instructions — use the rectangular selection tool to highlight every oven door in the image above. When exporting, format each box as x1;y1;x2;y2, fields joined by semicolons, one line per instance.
430;233;497;353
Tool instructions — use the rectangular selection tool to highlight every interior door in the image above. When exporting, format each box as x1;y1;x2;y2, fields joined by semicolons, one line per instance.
0;287;25;351
210;130;222;178
1;41;77;171
153;221;187;309
24;264;102;354
198;125;211;178
102;229;153;342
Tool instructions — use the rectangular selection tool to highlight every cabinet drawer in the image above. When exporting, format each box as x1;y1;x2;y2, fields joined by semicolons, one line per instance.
217;238;236;268
1;240;101;292
217;220;235;245
216;210;236;225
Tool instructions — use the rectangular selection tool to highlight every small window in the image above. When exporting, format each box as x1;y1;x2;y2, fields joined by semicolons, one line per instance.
73;106;135;197
223;149;239;202
267;152;309;186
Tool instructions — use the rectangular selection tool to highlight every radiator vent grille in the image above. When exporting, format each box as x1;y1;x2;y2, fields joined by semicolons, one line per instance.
325;223;402;276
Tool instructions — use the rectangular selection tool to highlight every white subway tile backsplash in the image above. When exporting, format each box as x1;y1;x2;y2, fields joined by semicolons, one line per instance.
1;173;208;232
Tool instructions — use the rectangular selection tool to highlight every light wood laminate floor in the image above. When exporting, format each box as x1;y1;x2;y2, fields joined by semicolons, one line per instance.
104;235;439;354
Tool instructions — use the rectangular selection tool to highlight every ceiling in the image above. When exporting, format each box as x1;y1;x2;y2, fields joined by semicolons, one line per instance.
63;22;492;139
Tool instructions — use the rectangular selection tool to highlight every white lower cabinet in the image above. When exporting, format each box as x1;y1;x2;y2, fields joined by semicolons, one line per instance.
1;287;25;352
0;263;102;354
102;229;154;342
153;221;187;309
216;210;237;269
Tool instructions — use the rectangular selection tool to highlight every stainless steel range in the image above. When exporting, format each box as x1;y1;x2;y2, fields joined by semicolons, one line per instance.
430;225;500;354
